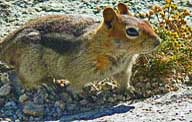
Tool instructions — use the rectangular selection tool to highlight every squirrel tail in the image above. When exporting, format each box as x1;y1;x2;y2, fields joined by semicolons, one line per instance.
0;27;24;60
0;27;24;72
0;30;21;72
0;37;15;72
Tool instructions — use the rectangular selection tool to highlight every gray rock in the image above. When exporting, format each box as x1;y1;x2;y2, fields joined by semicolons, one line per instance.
4;101;17;109
0;83;11;96
0;118;12;122
0;73;10;83
23;102;44;116
19;94;29;103
188;0;192;6
15;119;20;122
55;100;65;111
0;98;5;107
80;99;88;105
0;0;191;121
70;86;192;122
67;104;76;111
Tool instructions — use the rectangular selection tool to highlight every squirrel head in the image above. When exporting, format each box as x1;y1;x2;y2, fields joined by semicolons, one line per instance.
101;3;161;54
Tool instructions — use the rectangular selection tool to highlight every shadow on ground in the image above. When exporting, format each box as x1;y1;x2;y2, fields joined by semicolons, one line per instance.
59;104;135;121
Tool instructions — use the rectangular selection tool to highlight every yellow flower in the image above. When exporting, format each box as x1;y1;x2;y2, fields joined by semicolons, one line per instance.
171;32;179;38
160;11;165;17
170;4;177;10
165;0;172;4
165;19;170;24
163;4;169;9
183;9;190;16
149;10;154;15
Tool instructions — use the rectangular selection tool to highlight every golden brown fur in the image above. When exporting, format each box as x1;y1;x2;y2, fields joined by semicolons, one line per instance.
0;3;160;93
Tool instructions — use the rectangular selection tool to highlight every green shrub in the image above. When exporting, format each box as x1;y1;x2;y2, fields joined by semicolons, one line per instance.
132;0;192;94
143;0;191;74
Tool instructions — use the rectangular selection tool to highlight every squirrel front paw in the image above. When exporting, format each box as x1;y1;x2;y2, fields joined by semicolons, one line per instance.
117;84;138;98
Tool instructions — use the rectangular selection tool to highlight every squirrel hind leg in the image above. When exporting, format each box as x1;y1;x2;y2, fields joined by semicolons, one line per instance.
15;47;48;89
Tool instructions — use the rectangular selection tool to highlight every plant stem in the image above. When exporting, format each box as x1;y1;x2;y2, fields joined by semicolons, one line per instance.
167;0;172;20
156;14;161;23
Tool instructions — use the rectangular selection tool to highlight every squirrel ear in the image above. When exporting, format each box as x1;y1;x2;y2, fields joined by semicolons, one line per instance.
117;3;129;15
103;7;117;29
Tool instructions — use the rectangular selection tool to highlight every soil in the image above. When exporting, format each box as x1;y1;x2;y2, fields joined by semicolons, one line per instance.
0;0;191;121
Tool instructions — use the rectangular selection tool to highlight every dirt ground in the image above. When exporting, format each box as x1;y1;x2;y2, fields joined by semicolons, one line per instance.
0;0;192;121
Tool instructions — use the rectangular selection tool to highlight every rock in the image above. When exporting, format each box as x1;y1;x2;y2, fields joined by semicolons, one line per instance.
188;0;192;6
19;94;29;103
0;118;12;122
1;101;18;119
33;0;47;3
15;119;20;122
62;92;73;103
0;73;10;83
55;101;65;110
145;82;151;89
23;102;44;117
4;101;17;109
33;88;48;104
0;83;11;96
0;98;5;107
80;99;88;105
66;104;76;111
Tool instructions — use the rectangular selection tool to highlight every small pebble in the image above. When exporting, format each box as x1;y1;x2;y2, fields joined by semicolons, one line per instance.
67;104;76;111
188;0;192;6
80;99;88;105
19;94;29;103
23;102;44;117
0;98;5;107
55;101;65;110
0;73;10;83
0;83;11;96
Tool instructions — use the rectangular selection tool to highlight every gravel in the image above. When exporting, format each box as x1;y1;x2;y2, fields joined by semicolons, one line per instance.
68;85;192;122
0;0;192;121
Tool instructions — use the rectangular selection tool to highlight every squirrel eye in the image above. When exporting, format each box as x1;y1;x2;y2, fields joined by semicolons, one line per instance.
126;27;139;37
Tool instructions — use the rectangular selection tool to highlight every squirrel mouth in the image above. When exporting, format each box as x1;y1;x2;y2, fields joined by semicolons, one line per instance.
143;46;159;53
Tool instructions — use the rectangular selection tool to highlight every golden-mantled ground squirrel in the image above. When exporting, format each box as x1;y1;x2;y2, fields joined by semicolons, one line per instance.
0;3;160;94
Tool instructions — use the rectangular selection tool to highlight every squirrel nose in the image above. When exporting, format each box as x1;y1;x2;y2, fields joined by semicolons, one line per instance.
154;37;161;47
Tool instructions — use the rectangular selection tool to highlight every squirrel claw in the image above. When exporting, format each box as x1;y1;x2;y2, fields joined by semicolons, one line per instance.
117;85;138;99
53;79;71;88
